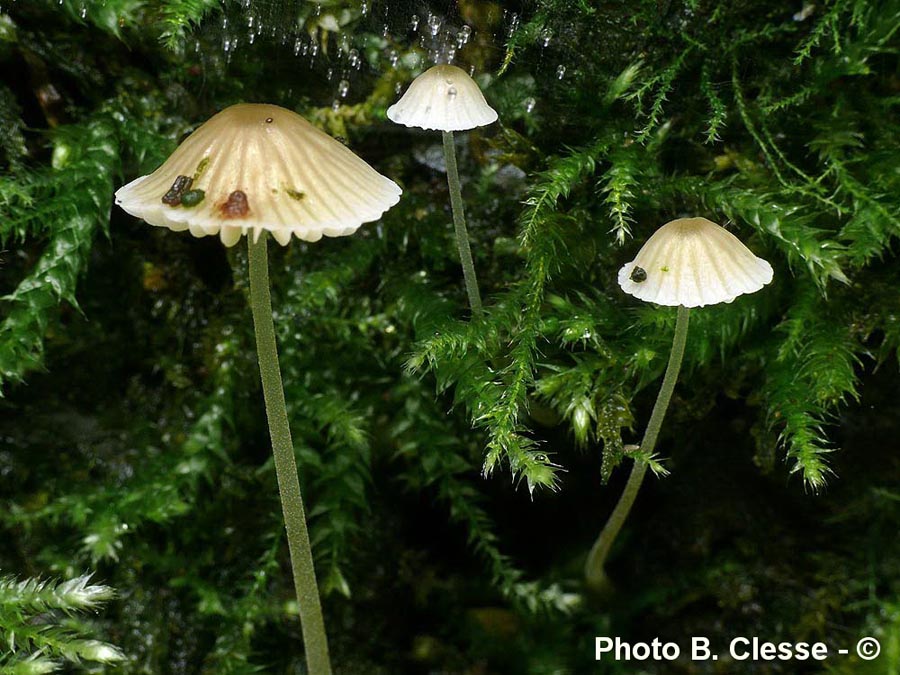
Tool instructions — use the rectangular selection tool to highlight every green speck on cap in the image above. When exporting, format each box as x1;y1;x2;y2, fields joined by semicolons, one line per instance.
192;157;210;182
285;188;305;201
180;189;205;207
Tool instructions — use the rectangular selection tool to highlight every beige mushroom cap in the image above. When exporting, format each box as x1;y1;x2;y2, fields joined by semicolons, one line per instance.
617;217;774;308
115;103;402;247
386;64;498;132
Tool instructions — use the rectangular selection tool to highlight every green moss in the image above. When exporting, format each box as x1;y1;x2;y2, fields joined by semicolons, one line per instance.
1;0;899;672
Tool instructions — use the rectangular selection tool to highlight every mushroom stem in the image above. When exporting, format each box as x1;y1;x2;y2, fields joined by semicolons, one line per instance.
584;305;691;592
442;130;483;315
248;234;333;675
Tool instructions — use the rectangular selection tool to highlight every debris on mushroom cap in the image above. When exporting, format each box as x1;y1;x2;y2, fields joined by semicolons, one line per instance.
220;190;250;219
387;64;498;132
617;217;774;308
162;175;193;206
114;103;402;247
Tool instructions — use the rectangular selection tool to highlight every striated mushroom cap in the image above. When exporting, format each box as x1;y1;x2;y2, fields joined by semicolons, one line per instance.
115;103;402;246
387;64;498;132
617;217;774;308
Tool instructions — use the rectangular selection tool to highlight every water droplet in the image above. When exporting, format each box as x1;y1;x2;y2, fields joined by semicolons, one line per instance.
338;79;350;98
410;14;419;32
540;27;553;47
348;48;360;68
457;25;472;48
524;97;536;113
310;42;319;57
468;65;476;77
556;64;566;80
394;82;403;94
382;24;390;38
427;13;442;36
326;68;334;81
507;12;520;37
294;38;303;55
360;0;368;16
332;99;340;112
388;49;399;68
447;86;457;99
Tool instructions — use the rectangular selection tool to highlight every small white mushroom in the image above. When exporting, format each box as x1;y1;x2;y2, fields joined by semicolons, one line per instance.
115;103;402;247
387;64;498;132
586;216;774;591
617;217;774;308
386;65;497;315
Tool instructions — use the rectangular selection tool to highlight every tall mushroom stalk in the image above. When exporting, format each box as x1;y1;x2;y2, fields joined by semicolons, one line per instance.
585;304;690;591
387;64;498;315
247;232;330;671
115;103;402;675
442;128;482;314
584;217;774;592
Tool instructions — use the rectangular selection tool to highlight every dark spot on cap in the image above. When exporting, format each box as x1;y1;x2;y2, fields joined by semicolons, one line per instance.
265;117;274;123
162;175;193;206
220;190;250;218
630;266;647;283
180;189;205;207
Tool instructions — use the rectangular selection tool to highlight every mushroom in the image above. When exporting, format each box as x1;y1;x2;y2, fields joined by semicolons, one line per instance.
616;217;774;308
584;217;773;591
387;64;498;315
116;103;401;247
116;103;403;675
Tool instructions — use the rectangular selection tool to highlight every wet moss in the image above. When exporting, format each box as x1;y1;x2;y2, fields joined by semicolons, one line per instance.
1;0;899;673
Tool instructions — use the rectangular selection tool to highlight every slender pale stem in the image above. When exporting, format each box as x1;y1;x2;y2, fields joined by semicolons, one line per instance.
442;129;483;315
248;234;333;675
584;305;691;591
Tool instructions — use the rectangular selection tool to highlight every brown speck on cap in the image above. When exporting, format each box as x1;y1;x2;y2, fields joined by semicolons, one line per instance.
265;117;274;123
220;190;250;218
162;175;193;206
